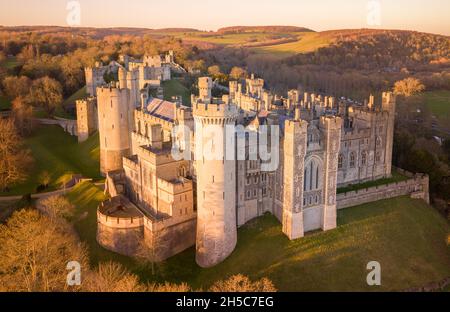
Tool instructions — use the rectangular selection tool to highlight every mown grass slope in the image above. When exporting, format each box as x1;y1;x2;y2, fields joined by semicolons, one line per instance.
66;184;450;291
1;125;101;196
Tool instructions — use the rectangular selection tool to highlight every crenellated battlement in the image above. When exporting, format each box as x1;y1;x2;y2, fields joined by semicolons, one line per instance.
320;115;342;130
192;101;239;119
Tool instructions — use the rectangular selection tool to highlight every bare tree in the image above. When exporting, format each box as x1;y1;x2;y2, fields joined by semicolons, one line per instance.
0;209;88;292
229;66;248;80
82;262;144;292
11;96;34;136
146;282;191;292
394;77;425;97
39;195;74;221
209;274;277;292
28;76;63;114
135;230;170;276
2;76;31;100
0;119;32;192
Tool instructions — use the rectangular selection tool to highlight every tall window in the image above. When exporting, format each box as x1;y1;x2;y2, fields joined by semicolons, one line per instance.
376;151;381;163
304;159;321;192
361;152;367;166
350;152;356;168
338;154;343;170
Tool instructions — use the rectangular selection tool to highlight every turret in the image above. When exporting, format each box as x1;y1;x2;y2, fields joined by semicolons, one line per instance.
118;67;127;89
319;116;342;231
382;92;396;177
192;89;239;268
368;94;375;110
76;97;97;143
97;85;132;175
198;77;212;103
282;115;308;239
229;81;238;99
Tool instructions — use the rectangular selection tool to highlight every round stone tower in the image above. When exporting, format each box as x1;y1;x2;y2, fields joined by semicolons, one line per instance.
97;84;132;175
193;85;239;268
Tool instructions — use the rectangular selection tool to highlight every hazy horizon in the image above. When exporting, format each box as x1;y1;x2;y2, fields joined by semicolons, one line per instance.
0;0;449;36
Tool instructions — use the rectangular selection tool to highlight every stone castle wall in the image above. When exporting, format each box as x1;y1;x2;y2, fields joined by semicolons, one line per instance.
97;208;196;261
336;171;429;210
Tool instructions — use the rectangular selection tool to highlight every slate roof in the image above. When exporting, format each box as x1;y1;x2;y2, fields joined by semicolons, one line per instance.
145;98;175;122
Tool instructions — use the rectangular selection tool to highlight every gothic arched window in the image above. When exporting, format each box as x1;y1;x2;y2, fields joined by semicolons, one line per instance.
350;152;356;168
338;154;344;170
304;159;321;192
361;152;367;166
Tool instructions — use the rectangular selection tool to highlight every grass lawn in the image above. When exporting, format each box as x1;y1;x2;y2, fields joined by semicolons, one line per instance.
0;95;11;110
1;125;101;196
422;91;450;118
67;182;137;268
67;183;450;291
253;32;332;57
421;90;450;130
1;56;19;70
63;87;87;108
162;80;191;106
184;32;296;46
337;170;409;194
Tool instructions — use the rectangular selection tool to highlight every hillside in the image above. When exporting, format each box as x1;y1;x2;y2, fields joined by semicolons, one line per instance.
217;25;314;34
67;183;450;292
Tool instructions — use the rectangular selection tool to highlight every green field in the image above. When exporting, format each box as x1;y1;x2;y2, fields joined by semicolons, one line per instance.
54;86;88;119
162;80;191;106
422;91;450;129
67;183;450;291
183;32;296;46
67;183;136;267
253;32;332;57
1;125;101;196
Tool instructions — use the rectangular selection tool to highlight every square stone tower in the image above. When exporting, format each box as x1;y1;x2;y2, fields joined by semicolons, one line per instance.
319;116;342;231
282;109;308;239
76;97;97;143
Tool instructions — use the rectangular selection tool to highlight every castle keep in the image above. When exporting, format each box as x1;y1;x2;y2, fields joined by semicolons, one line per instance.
76;57;424;268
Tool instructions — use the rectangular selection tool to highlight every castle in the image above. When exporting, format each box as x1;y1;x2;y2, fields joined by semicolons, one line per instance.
76;55;401;268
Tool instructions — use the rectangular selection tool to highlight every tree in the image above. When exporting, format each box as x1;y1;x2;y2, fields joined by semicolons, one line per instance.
28;76;63;114
39;195;74;221
207;65;222;77
82;262;144;292
11;96;34;136
134;231;169;276
393;78;425;97
0;209;88;292
209;274;277;292
146;282;191;292
2;76;31;99
38;171;51;189
230;66;248;80
0;119;32;192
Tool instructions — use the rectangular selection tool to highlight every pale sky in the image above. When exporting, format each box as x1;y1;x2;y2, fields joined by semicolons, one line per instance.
0;0;449;35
